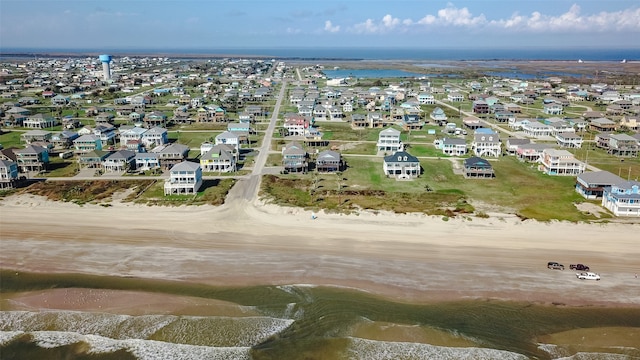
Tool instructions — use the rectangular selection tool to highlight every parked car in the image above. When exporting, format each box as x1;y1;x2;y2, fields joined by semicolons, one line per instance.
576;272;601;280
547;261;564;270
570;264;590;271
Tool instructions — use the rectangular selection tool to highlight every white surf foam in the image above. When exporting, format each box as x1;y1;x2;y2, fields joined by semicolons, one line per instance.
347;337;529;360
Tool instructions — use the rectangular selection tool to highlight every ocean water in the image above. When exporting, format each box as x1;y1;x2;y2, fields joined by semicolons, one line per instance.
1;47;638;61
2;271;640;359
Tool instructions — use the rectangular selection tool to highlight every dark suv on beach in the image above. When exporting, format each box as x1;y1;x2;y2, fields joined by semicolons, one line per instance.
547;261;565;270
570;264;590;271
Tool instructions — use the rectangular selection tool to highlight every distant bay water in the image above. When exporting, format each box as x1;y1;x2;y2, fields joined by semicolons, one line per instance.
1;47;638;61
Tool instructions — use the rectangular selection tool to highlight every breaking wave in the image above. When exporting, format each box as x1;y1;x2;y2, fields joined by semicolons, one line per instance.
346;337;529;360
0;310;293;347
2;330;251;360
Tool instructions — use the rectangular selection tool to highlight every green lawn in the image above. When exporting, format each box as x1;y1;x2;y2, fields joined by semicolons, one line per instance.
169;131;217;148
0;130;24;149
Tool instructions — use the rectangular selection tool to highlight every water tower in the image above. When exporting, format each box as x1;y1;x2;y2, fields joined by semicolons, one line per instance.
99;54;112;80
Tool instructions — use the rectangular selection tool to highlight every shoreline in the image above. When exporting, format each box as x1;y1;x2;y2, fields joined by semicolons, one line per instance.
1;194;639;308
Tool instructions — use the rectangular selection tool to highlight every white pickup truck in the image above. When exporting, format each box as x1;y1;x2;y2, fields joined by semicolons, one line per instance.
576;272;601;280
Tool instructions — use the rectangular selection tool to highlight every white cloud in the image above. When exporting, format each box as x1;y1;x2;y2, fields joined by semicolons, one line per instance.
345;3;640;34
324;20;340;33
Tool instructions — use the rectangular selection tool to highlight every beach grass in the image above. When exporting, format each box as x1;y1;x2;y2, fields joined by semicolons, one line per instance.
261;155;598;221
18;180;155;205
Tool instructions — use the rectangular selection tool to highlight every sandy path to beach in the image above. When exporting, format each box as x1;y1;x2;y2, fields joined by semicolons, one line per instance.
1;194;639;308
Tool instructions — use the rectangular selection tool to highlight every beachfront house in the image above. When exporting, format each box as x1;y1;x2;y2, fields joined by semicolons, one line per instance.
383;151;420;180
14;145;49;172
463;156;495;179
538;149;586;176
601;180;640;217
164;161;203;196
575;171;624;200
134;152;160;171
0;159;19;189
103;150;136;172
315;150;342;173
282;142;308;173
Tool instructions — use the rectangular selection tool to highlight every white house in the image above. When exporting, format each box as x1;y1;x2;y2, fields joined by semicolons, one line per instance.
383;151;420;180
164;161;203;195
376;127;403;153
472;131;501;157
215;131;240;151
601;180;640;217
440;138;467;156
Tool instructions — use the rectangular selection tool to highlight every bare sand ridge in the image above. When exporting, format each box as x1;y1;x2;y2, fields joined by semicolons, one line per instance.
1;194;639;309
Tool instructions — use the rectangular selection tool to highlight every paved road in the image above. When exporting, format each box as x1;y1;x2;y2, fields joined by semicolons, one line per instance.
225;80;287;202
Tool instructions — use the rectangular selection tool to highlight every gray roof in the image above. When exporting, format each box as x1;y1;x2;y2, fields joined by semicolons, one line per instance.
578;171;624;186
443;138;466;145
170;161;200;172
384;151;418;163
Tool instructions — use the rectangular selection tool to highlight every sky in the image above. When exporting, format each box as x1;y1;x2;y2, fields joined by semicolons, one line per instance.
1;0;639;50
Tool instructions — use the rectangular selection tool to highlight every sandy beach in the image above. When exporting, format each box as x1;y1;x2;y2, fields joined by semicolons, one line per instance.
1;194;639;309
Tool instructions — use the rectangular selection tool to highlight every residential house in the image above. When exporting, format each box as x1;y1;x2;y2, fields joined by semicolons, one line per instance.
608;133;639;157
376;127;403;153
51;94;69;106
595;133;612;150
51;130;79;149
472;130;501;157
145;111;168;127
440;138;467;156
555;132;583;148
92;124;117;146
368;112;384;128
601;180;640;217
575;171;624;199
14;145;49;172
463;156;495;178
21;129;52;144
350;114;368;129
590;118;616;132
417;93;435;105
103;150;136;172
315;150;342;173
215;131;240;151
119;126;147;151
284;114;310;136
505;138;530;155
383;151;420;180
163;161;203;195
23;114;57;129
473;100;489;114
495;111;515;123
153;143;190;170
0;159;19;189
200;144;237;173
539;149;585;176
282;142;308;173
430;107;448;125
447;92;464;102
142;127;169;148
620;116;638;131
543;103;563;115
522;121;553;138
73;134;102;153
504;103;522;113
135;152;160;171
